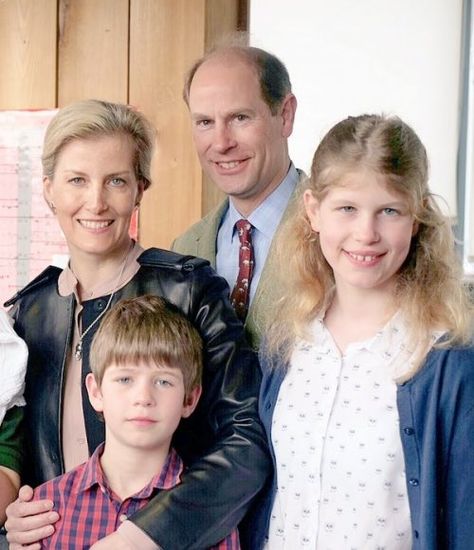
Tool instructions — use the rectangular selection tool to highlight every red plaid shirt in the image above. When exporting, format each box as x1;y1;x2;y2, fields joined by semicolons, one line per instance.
34;444;240;549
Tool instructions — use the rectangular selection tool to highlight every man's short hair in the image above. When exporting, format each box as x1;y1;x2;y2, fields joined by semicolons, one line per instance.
183;43;292;115
89;295;202;396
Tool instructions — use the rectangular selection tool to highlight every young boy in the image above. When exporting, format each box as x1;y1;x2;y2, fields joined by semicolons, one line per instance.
0;309;28;525
34;295;240;549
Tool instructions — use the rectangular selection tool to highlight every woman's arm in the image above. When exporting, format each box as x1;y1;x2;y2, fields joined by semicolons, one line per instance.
128;263;271;549
0;466;19;524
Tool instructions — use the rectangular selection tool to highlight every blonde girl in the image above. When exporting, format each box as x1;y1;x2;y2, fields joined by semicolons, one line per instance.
253;114;473;549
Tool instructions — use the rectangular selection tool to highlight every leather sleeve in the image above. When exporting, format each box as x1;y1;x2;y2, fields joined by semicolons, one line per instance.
130;265;271;549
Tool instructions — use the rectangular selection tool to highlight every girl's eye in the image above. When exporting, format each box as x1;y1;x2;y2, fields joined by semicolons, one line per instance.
383;207;399;216
340;205;355;213
116;377;131;384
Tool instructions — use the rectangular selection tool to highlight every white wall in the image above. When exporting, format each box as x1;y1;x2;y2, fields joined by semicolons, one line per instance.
250;0;463;215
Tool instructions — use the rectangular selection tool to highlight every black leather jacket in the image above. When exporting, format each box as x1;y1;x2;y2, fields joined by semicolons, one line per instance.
7;248;270;549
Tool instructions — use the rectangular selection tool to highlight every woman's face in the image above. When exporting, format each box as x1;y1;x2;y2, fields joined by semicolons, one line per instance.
44;134;144;263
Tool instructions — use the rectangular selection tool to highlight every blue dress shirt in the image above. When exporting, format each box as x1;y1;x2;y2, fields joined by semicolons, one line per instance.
216;164;299;304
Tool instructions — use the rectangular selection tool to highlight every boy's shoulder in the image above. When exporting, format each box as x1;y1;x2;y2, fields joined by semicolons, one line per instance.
33;458;90;503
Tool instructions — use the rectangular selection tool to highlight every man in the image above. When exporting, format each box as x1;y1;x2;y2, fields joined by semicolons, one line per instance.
173;44;302;347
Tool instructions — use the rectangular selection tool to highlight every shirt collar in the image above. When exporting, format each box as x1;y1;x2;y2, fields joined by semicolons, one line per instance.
75;443;184;498
58;240;144;300
226;162;299;240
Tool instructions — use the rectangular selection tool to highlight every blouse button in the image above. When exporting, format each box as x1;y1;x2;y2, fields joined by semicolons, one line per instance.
403;427;414;435
119;513;128;522
265;401;272;410
408;478;419;486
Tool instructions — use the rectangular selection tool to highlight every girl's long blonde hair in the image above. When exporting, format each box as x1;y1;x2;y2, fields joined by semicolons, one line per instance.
264;114;472;371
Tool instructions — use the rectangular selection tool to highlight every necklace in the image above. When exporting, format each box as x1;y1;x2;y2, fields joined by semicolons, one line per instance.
74;245;131;361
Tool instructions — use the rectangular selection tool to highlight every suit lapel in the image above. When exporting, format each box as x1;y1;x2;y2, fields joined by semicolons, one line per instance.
193;200;229;269
246;174;303;347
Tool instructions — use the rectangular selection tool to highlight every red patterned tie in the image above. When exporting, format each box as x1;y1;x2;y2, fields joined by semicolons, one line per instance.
230;219;254;321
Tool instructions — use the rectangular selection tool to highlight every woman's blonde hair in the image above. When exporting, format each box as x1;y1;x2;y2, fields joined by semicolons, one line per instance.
264;114;472;369
42;99;155;189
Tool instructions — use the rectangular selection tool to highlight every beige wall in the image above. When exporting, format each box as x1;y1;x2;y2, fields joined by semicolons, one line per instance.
0;0;247;248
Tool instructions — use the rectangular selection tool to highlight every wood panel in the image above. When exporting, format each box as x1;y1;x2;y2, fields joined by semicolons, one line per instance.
57;0;129;106
130;0;244;249
0;0;57;109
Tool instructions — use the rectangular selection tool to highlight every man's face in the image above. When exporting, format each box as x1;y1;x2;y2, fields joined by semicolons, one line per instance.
188;56;296;216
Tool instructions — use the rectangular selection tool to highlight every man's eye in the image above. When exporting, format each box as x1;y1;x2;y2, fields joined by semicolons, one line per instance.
235;114;248;122
196;119;212;128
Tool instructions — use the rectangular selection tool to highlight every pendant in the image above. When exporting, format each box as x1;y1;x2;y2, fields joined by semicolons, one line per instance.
74;341;83;361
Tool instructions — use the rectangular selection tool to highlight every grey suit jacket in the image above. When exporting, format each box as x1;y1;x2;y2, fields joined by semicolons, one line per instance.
172;175;303;348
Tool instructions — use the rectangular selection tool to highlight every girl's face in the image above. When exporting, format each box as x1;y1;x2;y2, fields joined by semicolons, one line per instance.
43;134;144;263
304;169;417;298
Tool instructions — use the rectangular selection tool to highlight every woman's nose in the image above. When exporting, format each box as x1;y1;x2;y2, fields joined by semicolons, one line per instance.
85;182;107;213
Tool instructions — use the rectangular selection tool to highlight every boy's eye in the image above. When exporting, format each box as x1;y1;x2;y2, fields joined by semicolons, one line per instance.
109;177;126;187
116;376;131;384
156;379;172;387
339;205;356;213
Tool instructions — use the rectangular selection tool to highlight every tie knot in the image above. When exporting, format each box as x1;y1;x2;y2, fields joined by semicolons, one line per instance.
235;219;252;243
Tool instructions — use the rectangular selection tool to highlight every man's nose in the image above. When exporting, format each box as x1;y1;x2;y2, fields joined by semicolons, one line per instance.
212;122;237;153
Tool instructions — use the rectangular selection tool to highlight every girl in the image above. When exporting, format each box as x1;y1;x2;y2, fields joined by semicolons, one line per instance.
255;114;473;549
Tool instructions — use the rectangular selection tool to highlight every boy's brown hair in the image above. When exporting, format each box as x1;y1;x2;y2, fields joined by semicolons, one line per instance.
89;295;202;396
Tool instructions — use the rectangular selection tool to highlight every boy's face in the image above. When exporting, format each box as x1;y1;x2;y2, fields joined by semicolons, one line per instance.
86;362;201;455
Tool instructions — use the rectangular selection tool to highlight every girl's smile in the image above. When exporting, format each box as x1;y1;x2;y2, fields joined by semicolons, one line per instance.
304;169;417;298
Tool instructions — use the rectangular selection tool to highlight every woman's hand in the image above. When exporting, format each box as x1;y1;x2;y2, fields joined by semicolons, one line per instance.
90;532;133;549
5;485;59;549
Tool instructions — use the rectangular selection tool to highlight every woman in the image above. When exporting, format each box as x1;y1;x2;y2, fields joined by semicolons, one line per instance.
4;100;269;549
253;114;473;549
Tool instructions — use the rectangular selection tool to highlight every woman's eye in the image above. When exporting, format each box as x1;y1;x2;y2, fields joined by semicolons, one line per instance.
383;207;399;216
68;177;84;185
340;206;355;213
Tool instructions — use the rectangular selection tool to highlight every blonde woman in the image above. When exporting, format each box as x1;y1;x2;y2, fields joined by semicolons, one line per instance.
4;100;268;550
253;114;473;549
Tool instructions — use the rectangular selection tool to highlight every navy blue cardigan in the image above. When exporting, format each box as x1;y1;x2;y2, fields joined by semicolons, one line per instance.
251;344;474;549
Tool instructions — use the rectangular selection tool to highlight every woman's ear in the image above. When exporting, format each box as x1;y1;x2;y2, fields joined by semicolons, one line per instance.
303;189;321;232
43;176;55;211
85;372;104;413
181;385;202;418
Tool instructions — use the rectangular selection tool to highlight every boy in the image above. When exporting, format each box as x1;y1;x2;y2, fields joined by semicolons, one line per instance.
34;295;240;549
